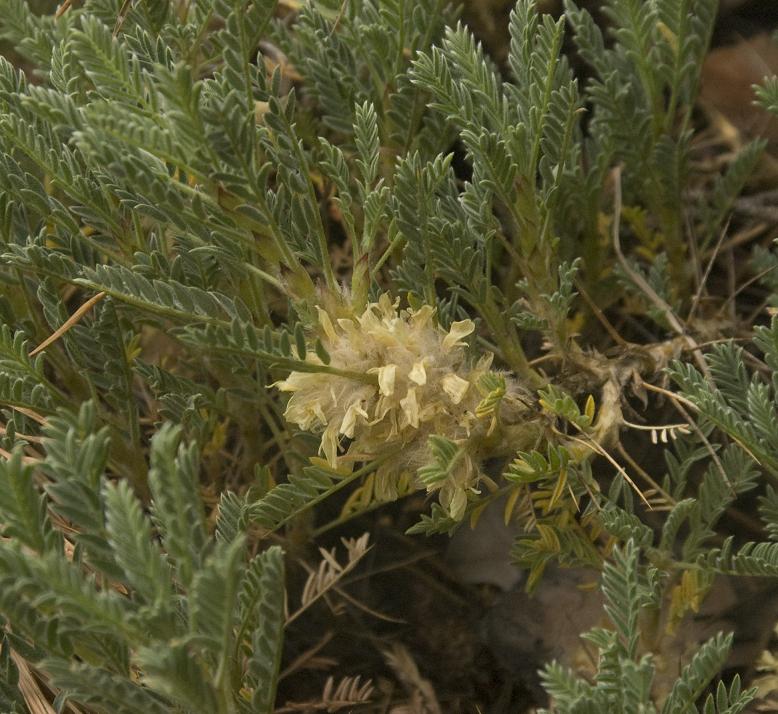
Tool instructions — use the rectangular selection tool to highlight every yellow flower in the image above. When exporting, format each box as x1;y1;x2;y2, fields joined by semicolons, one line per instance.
275;294;511;518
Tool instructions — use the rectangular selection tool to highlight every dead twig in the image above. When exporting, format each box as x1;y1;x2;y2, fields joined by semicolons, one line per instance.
610;167;713;381
642;382;736;494
279;631;336;681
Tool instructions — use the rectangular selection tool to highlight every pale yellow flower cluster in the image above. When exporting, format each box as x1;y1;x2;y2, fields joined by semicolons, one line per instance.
275;295;495;518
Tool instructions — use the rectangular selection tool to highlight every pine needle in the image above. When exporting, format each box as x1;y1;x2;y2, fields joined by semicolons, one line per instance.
29;291;106;357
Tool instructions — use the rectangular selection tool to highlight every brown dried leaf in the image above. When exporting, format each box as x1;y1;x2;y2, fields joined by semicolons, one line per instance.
10;651;57;714
287;533;371;625
701;33;778;148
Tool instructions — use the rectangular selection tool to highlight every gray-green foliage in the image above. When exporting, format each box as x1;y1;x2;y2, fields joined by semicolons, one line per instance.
541;542;757;714
0;420;285;714
0;0;775;711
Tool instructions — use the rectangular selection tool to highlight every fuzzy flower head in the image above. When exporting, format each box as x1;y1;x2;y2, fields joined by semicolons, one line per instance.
275;295;497;513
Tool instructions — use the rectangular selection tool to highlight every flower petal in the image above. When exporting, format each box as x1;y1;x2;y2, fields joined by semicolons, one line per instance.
340;401;368;438
442;319;475;351
320;422;340;467
410;304;435;330
312;400;327;424
369;364;397;396
408;360;427;386
317;307;338;342
442;373;470;404
400;387;420;428
378;293;401;320
273;371;310;393
475;352;494;372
